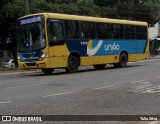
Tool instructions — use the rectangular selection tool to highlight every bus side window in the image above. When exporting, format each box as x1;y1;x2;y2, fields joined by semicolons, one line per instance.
97;23;111;39
136;26;147;40
48;21;64;46
80;22;96;39
124;25;136;40
65;21;80;39
112;24;123;39
80;32;85;39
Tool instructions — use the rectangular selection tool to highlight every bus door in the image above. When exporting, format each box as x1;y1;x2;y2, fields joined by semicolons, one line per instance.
47;20;67;68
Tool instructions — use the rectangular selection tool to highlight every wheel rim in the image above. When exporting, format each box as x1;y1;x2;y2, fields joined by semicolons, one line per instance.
69;59;76;70
122;56;127;63
121;54;127;66
66;56;78;73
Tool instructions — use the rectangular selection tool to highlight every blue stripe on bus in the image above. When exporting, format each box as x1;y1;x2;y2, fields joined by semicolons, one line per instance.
65;40;147;56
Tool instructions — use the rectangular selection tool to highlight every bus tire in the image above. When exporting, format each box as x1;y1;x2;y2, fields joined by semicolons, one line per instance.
65;56;78;73
41;68;54;75
93;64;106;70
114;53;128;68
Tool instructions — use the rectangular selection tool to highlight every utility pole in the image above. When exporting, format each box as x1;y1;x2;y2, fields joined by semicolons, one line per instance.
25;0;30;15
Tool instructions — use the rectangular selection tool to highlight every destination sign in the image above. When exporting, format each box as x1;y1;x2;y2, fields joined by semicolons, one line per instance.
20;16;42;25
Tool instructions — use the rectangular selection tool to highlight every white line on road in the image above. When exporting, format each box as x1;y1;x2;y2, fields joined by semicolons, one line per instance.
0;101;11;104
129;80;146;83
93;85;114;90
4;83;50;89
42;92;74;98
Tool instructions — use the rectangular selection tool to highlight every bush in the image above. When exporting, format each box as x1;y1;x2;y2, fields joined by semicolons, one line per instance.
0;66;18;71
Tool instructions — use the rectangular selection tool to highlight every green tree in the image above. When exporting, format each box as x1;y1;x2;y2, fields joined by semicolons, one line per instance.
94;0;117;7
94;0;160;26
0;0;24;66
76;0;100;16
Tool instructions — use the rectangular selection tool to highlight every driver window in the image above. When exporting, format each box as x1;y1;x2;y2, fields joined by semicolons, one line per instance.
48;21;64;46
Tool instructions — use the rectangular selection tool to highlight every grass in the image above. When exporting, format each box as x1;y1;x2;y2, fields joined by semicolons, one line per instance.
0;66;19;71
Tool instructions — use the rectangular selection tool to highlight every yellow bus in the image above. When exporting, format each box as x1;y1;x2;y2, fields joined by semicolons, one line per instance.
17;13;149;74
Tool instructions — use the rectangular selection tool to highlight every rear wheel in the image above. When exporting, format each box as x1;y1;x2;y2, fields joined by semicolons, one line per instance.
41;68;54;75
65;56;79;73
93;64;106;70
114;53;128;68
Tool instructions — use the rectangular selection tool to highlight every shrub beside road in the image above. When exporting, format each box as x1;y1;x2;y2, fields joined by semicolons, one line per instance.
0;66;18;71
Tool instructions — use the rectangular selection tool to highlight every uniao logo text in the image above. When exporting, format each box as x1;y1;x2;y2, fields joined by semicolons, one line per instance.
104;43;120;51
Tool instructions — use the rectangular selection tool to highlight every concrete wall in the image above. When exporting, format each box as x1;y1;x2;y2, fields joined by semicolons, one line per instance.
149;23;159;40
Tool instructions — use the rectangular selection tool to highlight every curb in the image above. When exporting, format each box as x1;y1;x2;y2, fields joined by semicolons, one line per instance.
0;70;41;77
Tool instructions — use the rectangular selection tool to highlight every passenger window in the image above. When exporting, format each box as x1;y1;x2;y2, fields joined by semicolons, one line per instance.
65;21;80;39
48;20;64;46
80;22;96;39
112;24;123;39
97;23;111;39
124;25;136;40
136;26;147;40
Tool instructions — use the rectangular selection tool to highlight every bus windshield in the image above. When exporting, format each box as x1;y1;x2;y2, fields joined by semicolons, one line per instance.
17;16;45;52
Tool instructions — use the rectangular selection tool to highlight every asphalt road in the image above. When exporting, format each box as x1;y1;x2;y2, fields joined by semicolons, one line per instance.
0;59;160;124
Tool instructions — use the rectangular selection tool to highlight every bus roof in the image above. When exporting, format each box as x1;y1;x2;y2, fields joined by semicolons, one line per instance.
19;13;148;26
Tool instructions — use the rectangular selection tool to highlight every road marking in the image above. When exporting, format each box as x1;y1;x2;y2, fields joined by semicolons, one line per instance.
142;85;160;93
134;84;152;89
157;77;160;79
128;80;160;93
132;85;154;92
42;92;74;97
5;83;50;89
129;80;146;83
0;101;11;104
94;85;114;90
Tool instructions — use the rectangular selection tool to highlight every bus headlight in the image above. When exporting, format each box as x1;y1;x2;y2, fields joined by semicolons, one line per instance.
18;55;23;61
18;56;21;60
39;52;47;60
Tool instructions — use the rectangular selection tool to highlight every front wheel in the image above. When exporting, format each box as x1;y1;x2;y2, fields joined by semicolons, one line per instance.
65;56;79;73
114;53;128;68
41;68;54;75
